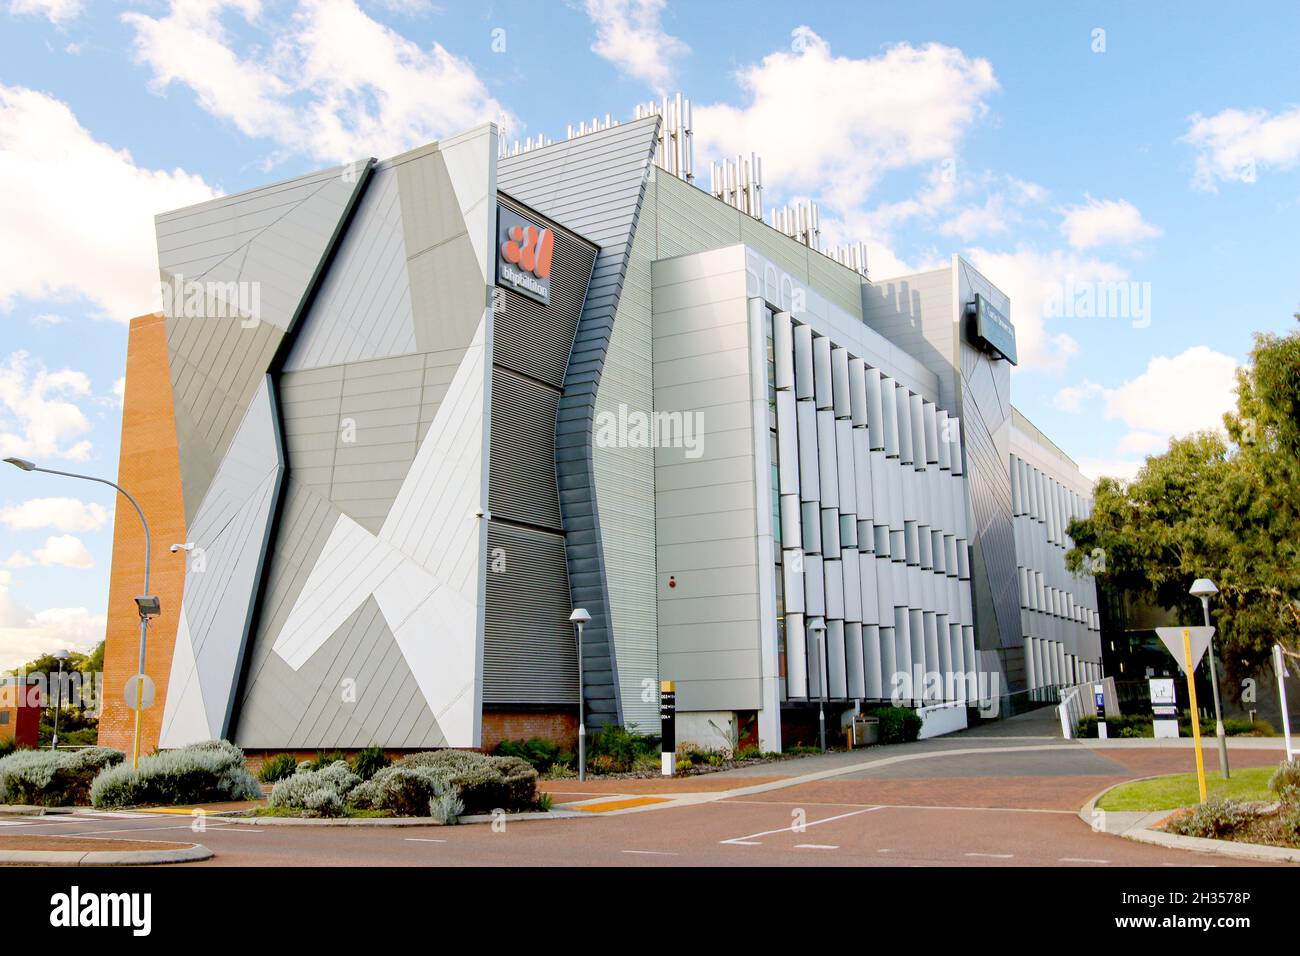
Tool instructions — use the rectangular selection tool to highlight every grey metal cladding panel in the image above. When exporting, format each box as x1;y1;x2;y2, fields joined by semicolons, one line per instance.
483;523;577;704
234;479;340;745
172;378;281;740
807;249;865;320
393;146;465;257
489;369;562;530
495;119;660;728
491;198;597;388
960;341;1021;683
283;167;417;372
407;233;487;356
158;167;359;334
167;313;283;524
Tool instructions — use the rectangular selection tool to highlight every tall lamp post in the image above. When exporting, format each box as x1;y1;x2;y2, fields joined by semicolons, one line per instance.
1190;578;1229;779
809;619;827;752
5;458;159;768
569;608;591;782
50;649;69;750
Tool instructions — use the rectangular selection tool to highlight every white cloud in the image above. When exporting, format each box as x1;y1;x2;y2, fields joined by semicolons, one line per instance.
1116;430;1168;455
112;377;126;406
0;84;217;320
695;28;998;217
8;0;82;24
1052;380;1104;412
7;534;96;570
1103;345;1238;438
1077;457;1145;484
0;497;109;533
124;0;517;164
30;313;65;326
584;0;688;94
1060;196;1161;249
964;247;1129;371
1183;104;1300;189
0;351;96;461
0;571;104;669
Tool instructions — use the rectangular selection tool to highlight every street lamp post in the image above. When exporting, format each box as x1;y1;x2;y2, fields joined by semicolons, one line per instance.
5;458;158;768
50;649;69;750
810;620;827;752
569;608;591;782
1190;578;1229;779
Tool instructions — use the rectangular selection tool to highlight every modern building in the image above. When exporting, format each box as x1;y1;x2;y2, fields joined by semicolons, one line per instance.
0;677;42;750
100;99;1102;756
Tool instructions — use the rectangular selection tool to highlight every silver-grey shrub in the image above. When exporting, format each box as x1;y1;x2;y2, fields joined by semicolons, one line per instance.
268;761;361;817
395;750;537;813
0;747;124;807
90;739;261;808
349;764;453;817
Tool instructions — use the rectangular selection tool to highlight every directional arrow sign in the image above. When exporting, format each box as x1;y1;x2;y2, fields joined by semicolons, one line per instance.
1156;626;1215;673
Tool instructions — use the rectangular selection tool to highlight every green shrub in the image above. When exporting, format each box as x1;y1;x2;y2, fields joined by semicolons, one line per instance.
1269;760;1300;802
494;737;562;773
0;739;14;758
588;724;658;772
349;746;390;781
90;740;261;808
0;746;124;806
536;791;553;812
735;745;763;761
350;764;450;817
1165;797;1250;839
395;750;537;813
873;707;922;744
258;753;298;784
305;750;347;773
268;761;361;817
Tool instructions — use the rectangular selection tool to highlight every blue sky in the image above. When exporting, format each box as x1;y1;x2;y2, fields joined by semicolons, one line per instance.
1;0;1297;667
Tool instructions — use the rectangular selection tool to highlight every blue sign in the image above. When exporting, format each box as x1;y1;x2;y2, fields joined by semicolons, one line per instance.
969;294;1018;365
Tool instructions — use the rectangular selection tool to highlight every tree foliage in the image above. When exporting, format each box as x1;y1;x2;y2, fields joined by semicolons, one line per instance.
1066;321;1300;685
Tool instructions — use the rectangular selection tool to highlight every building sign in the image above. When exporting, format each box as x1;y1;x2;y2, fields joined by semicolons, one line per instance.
968;293;1018;365
497;206;554;305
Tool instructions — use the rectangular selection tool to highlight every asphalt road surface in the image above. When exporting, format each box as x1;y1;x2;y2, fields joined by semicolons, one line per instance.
0;730;1289;867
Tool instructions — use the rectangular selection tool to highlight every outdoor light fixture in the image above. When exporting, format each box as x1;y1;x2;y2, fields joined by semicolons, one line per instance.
569;608;591;781
1190;577;1229;778
51;649;70;751
169;542;194;553
7;457;155;768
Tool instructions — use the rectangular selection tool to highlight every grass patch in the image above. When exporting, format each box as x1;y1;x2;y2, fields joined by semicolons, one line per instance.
249;805;395;819
1098;767;1276;812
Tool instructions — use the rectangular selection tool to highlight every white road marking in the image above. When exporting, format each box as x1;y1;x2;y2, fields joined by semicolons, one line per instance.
795;844;839;850
877;848;893;853
963;852;1014;859
65;824;194;836
404;838;447;844
720;805;884;845
1060;857;1109;864
621;850;679;856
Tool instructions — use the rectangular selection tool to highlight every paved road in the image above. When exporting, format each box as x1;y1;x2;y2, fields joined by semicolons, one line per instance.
0;732;1289;867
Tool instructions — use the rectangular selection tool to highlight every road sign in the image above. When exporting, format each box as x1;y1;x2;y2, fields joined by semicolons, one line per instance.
123;673;155;711
1155;625;1214;673
1150;678;1179;738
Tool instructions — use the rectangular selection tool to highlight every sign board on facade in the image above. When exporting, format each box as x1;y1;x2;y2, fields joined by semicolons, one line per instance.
968;293;1018;365
660;680;676;776
497;206;554;305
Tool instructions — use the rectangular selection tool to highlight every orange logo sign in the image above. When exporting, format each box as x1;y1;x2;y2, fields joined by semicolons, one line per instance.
500;223;554;280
